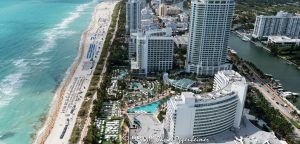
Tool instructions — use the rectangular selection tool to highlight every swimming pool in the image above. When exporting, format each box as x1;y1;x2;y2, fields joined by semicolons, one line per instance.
127;101;161;113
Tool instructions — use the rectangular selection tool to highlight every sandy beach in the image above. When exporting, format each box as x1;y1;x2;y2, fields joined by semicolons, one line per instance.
33;1;118;143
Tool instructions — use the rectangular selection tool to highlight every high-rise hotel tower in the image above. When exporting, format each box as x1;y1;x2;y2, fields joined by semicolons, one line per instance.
126;0;146;34
186;0;235;75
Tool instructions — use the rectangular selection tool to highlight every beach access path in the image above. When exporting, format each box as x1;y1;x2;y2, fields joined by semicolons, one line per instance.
79;8;121;143
33;1;118;144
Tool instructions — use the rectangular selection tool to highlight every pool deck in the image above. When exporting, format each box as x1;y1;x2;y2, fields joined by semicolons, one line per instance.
127;100;161;113
127;89;171;110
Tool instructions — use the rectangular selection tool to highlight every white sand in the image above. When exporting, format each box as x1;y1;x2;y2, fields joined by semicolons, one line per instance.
34;1;119;143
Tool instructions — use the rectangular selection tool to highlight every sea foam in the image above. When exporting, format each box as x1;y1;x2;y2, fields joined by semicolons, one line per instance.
0;59;29;108
33;2;92;55
0;72;24;106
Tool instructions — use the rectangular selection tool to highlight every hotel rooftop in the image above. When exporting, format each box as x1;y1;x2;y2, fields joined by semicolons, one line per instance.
174;70;246;101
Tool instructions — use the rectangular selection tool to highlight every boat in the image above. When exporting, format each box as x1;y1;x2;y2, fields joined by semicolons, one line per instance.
241;33;251;41
265;73;273;77
277;88;284;91
273;85;282;89
242;34;250;41
286;61;293;65
281;93;292;97
229;49;237;54
281;92;293;97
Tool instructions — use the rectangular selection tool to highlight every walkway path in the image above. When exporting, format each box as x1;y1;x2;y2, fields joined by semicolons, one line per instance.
79;8;121;144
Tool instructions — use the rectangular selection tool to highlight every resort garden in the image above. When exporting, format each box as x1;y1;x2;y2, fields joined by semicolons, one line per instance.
164;72;214;93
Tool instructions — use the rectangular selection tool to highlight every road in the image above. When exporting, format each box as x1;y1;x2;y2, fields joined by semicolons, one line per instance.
235;60;300;138
244;63;296;118
252;83;294;119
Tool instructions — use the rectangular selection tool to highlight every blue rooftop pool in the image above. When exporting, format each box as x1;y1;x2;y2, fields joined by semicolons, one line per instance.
127;100;161;113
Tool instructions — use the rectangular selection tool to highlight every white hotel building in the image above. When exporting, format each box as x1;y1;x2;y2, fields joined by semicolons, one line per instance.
130;28;174;75
164;70;248;140
252;11;300;39
185;0;235;76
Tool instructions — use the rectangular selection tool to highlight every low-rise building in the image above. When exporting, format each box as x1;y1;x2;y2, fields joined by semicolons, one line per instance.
158;4;168;16
162;0;184;5
141;7;154;20
267;36;300;46
178;13;189;23
157;5;181;16
175;22;188;32
166;6;181;15
173;35;188;48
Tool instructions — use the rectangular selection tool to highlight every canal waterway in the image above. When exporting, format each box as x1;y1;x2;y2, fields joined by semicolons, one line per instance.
229;33;300;108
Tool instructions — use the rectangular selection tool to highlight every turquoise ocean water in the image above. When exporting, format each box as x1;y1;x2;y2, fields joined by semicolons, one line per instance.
0;0;99;143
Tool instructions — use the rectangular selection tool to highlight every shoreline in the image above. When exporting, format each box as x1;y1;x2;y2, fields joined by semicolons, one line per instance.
33;1;116;143
233;31;300;69
233;31;300;109
33;15;86;144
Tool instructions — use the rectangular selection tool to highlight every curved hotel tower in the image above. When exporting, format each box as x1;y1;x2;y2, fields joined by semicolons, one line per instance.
185;0;235;75
164;70;248;139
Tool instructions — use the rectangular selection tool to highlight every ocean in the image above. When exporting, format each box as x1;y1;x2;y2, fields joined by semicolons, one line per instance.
0;0;99;143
